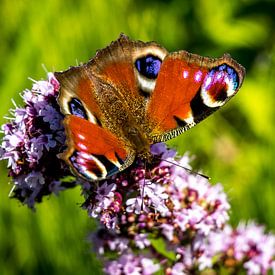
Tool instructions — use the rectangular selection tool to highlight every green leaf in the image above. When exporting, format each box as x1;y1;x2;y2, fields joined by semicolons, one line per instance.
150;237;176;261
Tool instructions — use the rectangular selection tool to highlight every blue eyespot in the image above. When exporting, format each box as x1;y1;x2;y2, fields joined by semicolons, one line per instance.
218;64;227;71
135;55;162;79
201;63;240;108
69;98;88;119
214;64;239;90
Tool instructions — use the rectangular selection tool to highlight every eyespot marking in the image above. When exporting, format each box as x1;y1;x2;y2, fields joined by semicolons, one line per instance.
201;64;240;108
94;154;120;177
68;98;88;119
68;150;124;181
135;55;162;79
69;151;106;180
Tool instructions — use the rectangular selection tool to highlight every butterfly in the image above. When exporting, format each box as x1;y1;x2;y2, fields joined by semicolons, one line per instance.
54;34;245;182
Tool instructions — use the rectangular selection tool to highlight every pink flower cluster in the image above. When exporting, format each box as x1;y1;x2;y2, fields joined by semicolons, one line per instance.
0;74;274;274
86;144;273;274
104;253;160;275
85;144;229;234
0;74;73;207
205;222;275;274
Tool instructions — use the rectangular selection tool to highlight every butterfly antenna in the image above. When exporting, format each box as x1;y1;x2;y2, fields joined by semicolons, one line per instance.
155;156;210;180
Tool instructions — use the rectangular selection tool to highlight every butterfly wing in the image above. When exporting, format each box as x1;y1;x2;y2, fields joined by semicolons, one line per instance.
55;65;135;181
61;115;135;181
145;51;245;142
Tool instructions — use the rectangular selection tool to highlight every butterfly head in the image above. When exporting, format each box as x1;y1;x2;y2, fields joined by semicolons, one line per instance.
122;123;151;157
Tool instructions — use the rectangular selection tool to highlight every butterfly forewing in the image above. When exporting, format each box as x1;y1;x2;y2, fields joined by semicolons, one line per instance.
147;51;245;142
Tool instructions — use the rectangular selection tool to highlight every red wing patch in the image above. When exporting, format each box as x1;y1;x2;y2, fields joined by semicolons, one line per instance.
147;52;245;141
61;116;134;181
147;56;208;131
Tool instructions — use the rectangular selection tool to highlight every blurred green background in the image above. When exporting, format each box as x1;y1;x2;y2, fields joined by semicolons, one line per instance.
0;0;274;274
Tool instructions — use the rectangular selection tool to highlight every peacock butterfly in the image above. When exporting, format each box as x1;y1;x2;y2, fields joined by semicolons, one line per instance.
54;34;245;181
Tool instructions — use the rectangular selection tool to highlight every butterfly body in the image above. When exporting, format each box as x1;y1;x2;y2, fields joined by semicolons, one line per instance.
79;72;153;158
55;34;245;181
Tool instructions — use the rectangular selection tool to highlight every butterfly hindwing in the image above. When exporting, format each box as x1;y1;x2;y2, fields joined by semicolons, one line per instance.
60;115;135;181
146;51;245;142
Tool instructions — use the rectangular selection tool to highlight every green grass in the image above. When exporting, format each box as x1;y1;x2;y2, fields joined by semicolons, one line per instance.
0;0;274;274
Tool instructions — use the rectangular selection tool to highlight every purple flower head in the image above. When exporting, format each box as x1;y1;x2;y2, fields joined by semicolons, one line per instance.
84;143;236;273
104;253;160;275
134;233;150;249
0;73;74;208
204;222;275;274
